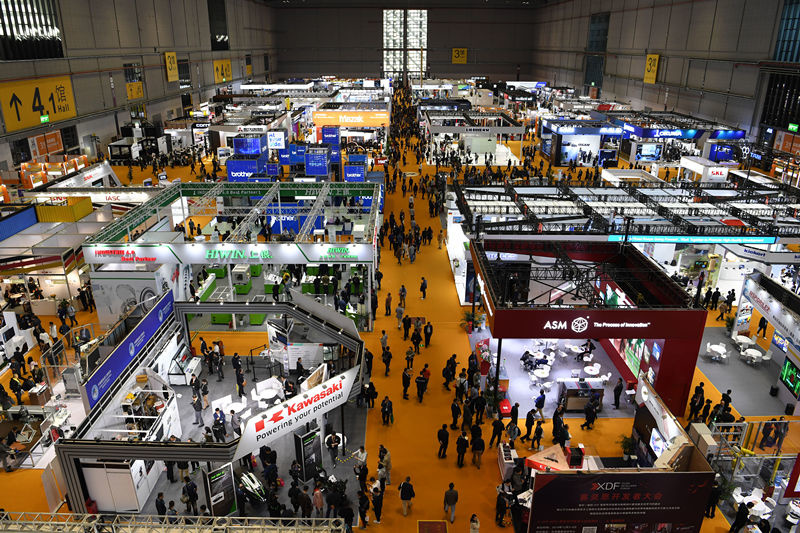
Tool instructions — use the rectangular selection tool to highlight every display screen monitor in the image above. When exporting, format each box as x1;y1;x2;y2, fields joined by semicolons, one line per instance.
649;428;667;458
780;358;800;398
635;143;663;162
773;331;790;353
3;329;14;342
305;151;329;176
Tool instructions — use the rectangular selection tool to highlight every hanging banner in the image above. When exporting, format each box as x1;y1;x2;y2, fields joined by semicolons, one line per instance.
204;462;237;516
213;59;233;84
528;470;713;533
0;75;77;132
452;48;468;64
644;54;660;84
126;81;144;101
165;52;179;83
233;366;360;460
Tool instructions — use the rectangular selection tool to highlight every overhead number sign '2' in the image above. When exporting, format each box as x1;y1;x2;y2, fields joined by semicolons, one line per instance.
0;76;77;133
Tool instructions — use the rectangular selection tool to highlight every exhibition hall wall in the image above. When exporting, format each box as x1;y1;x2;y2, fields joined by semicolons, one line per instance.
529;0;781;134
275;7;536;79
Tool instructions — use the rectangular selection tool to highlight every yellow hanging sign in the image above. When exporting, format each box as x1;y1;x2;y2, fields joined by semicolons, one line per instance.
452;48;468;64
213;59;232;84
165;52;178;83
0;76;77;133
126;81;144;100
644;54;659;84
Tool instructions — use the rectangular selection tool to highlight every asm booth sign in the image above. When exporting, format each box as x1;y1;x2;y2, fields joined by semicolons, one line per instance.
233;366;359;460
528;471;713;533
83;291;174;409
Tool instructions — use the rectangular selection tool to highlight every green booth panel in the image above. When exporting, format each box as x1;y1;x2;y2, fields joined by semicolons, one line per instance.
250;264;263;277
264;283;284;295
234;279;253;295
211;313;232;324
249;313;266;325
207;267;227;279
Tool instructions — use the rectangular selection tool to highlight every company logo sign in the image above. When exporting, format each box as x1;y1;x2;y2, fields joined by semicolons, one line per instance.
543;316;651;332
653;129;682;137
709;168;727;177
593;481;637;491
623;124;636;133
253;381;343;440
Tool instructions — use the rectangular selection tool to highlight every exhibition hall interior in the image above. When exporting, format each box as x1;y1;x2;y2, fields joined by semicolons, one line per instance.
2;0;800;532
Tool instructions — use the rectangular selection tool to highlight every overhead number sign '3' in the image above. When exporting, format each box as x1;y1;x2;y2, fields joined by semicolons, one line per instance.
0;76;77;132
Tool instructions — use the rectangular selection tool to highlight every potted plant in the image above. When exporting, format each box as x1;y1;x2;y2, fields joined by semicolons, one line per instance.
618;434;634;461
460;310;479;333
725;315;735;335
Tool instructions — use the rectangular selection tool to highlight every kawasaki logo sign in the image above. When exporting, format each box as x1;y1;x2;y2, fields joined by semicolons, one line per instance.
233;366;359;460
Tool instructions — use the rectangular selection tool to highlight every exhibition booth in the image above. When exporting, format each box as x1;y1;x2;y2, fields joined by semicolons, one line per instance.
81;181;382;331
539;119;622;167
423;110;525;167
732;273;800;413
468;239;707;416
49;283;365;516
521;379;714;533
677;156;732;184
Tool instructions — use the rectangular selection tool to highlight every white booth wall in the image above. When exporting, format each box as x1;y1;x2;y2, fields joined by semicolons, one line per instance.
559;133;601;163
464;135;496;156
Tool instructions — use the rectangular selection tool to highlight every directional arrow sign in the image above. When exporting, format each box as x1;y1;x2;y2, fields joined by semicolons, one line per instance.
9;93;21;121
0;76;76;132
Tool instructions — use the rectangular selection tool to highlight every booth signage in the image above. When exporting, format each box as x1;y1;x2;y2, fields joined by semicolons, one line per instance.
204;462;237;516
82;243;374;265
528;470;712;533
233;366;360;460
343;164;366;182
164;52;178;83
312;111;390;128
790;123;799;133
84;291;174;409
608;235;778;245
305;150;330;176
0;75;77;132
236;125;268;133
26;189;155;204
322;126;340;145
488;307;707;340
723;244;800;264
213;59;233;83
267;130;286;150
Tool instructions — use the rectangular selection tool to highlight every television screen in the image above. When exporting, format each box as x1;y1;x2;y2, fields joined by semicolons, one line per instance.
649;428;667;458
3;329;14;342
636;143;662;162
780;358;800;398
773;331;789;353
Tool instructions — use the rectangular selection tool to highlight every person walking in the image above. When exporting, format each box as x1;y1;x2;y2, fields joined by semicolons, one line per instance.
580;399;597;430
300;486;313;518
236;368;246;398
398;285;407;307
729;502;754;533
380;330;388;352
382;348;392;376
716;301;729;321
398;477;415;516
456;431;469;467
325;433;341;468
191;395;203;426
420;277;428;299
405;346;415;369
357;490;369;528
423;322;433;347
67;303;78;327
705;480;721;518
529;420;544;451
371;486;383;524
182;476;199;515
313;483;325;517
395;304;404;329
443;483;458;524
437;423;449;458
470;514;480;533
490;416;505;447
380;396;393;425
384;293;392;316
471;433;485;469
402;367;412;399
415;370;428;403
521;408;536;442
534;389;546;421
613;378;624;409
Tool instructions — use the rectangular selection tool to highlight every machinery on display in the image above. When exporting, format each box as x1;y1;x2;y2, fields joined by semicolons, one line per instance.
239;472;268;504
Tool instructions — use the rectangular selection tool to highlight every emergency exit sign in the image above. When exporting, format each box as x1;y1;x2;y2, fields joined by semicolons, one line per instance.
40;114;50;123
789;123;798;132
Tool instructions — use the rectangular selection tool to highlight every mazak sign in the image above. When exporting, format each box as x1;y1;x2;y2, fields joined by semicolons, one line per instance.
233;366;359;460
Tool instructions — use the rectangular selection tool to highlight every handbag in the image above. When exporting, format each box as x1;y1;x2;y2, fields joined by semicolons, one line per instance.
180;495;189;504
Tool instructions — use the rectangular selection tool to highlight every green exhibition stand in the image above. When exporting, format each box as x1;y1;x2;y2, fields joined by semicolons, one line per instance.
211;313;232;324
249;314;266;325
234;279;252;295
207;266;227;279
264;283;284;295
250;264;263;277
187;277;217;321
